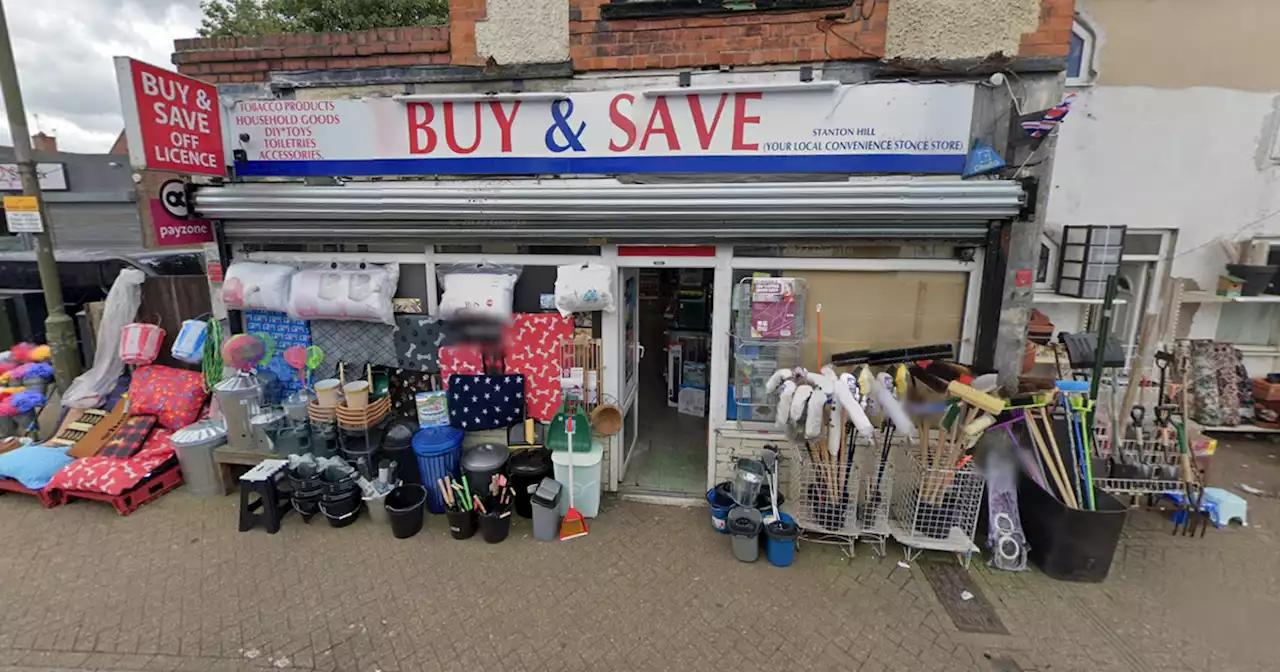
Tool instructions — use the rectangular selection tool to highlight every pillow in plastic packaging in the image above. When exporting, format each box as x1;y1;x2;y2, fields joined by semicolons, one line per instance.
437;266;519;321
554;263;614;316
221;262;294;312
286;263;399;325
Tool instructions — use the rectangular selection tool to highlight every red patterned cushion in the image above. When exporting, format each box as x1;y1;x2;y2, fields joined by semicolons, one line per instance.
129;365;209;430
46;430;175;496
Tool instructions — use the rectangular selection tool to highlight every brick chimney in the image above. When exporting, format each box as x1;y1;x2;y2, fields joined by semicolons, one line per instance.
31;132;56;153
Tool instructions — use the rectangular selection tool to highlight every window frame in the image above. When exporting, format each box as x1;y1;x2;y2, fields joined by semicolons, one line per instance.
1066;18;1098;87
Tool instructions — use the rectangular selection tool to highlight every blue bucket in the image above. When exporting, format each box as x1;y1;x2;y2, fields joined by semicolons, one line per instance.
707;485;735;534
764;512;799;567
412;426;464;514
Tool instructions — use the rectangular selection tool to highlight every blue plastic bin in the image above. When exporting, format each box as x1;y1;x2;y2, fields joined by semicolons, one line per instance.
764;512;799;567
707;486;735;534
412;426;464;514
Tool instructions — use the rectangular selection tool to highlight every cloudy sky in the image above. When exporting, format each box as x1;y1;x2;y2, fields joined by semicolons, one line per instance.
0;0;203;153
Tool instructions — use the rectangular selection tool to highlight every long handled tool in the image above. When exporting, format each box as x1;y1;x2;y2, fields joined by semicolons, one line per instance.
559;415;588;541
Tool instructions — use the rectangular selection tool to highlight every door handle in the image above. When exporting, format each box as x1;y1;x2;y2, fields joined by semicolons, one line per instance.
637;344;646;359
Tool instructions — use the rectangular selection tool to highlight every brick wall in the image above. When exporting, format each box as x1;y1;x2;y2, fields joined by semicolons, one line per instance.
569;1;889;71
172;27;450;83
170;0;1074;81
1020;0;1075;58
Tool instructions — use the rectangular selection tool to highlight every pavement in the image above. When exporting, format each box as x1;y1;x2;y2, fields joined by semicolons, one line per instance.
1;437;1278;672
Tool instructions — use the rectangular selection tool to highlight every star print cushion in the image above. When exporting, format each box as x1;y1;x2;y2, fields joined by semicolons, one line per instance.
447;374;525;431
128;365;210;431
502;314;574;422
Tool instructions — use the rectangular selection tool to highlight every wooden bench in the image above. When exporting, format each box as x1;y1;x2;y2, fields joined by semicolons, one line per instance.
213;444;278;495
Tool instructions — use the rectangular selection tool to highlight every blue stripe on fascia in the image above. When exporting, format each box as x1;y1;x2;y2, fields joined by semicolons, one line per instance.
233;154;966;177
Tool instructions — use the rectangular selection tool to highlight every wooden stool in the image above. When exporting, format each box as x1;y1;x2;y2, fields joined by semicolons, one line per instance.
238;459;290;534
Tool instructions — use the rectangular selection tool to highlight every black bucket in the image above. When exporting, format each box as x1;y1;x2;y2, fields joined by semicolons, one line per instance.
385;484;427;539
319;495;361;528
715;481;784;511
287;464;324;498
478;512;511;544
447;509;477;540
321;466;359;498
914;494;956;539
1018;471;1127;582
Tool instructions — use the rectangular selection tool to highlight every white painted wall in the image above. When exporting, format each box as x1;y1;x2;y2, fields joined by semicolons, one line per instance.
1046;85;1280;357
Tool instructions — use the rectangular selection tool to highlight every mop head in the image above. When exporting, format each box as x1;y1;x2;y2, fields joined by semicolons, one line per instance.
790;385;813;424
775;380;797;429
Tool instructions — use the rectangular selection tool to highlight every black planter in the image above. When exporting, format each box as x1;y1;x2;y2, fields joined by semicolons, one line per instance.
1226;264;1279;297
1018;471;1127;582
446;509;477;540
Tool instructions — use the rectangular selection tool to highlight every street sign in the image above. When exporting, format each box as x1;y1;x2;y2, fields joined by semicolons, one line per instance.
114;57;226;177
2;195;43;233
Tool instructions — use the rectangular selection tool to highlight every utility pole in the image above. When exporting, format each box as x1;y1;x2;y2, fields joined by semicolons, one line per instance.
0;3;81;390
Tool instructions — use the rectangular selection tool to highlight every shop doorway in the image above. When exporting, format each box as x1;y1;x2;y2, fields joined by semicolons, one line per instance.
616;267;714;495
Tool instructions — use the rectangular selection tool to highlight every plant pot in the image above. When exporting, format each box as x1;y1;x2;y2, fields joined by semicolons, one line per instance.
1225;264;1279;297
446;509;477;540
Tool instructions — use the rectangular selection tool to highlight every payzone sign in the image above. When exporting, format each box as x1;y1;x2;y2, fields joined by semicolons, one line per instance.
115;57;225;177
228;83;975;177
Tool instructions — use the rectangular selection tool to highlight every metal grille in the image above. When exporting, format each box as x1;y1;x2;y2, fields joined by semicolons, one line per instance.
789;439;860;537
889;452;985;563
1091;436;1189;495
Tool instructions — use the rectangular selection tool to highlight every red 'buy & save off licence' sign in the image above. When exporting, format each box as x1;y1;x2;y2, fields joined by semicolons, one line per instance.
115;57;225;177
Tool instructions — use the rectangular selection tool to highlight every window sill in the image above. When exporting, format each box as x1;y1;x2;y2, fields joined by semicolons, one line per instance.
599;0;849;21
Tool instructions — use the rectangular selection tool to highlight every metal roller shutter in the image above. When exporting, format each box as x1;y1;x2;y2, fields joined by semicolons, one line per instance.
193;178;1024;242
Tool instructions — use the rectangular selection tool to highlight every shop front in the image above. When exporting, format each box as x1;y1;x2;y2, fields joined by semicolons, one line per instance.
195;80;1027;501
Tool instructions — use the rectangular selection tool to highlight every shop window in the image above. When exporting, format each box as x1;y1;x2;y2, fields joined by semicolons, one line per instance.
1216;304;1280;347
729;268;969;423
1122;232;1165;257
1067;18;1097;87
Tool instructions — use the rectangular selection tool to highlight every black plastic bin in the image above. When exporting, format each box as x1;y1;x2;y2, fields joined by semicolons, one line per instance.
381;420;423;485
508;448;553;518
1018;471;1127;583
385;484;427;539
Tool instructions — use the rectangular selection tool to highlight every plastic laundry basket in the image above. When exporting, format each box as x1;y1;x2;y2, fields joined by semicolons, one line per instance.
551;441;603;519
412;425;464;514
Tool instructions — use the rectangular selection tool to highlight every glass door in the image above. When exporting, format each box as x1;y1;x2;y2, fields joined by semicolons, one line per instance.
618;268;642;478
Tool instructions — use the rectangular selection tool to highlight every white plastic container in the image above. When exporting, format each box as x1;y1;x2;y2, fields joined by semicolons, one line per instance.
551;442;604;519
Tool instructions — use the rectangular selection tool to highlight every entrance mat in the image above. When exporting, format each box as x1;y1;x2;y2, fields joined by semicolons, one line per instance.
919;561;1009;635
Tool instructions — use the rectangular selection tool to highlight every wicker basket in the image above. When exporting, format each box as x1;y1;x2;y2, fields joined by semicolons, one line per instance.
336;395;392;430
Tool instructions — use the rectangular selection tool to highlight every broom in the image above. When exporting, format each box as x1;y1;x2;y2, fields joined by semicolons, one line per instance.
559;414;589;541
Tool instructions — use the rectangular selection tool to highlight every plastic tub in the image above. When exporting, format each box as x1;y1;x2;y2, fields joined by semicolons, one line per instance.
1018;471;1127;582
764;512;800;567
319;495;361;528
552;442;604;519
509;448;552;518
478;511;511;543
385;484;427;539
412;425;464;513
446;508;477;540
707;486;735;534
728;506;762;562
364;493;390;524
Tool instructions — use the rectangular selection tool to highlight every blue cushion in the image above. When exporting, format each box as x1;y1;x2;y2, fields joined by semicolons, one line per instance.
0;444;74;490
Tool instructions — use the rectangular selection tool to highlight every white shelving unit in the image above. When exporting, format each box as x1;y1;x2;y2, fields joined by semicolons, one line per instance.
1181;290;1280;304
1033;290;1127;305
